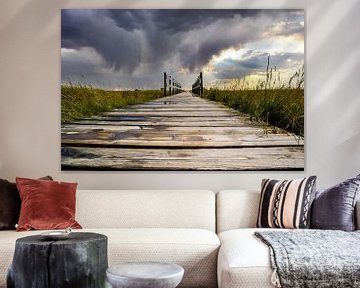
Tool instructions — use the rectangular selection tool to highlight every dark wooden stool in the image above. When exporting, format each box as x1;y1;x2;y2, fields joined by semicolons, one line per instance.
7;232;108;288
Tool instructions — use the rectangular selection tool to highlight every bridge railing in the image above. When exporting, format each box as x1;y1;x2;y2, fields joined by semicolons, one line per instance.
163;72;182;96
192;72;203;96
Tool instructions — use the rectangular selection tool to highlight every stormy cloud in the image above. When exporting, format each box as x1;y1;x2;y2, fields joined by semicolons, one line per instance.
61;9;304;89
213;51;304;79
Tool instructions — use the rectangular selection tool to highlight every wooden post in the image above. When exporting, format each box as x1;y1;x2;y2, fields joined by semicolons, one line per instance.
191;72;203;96
169;77;172;95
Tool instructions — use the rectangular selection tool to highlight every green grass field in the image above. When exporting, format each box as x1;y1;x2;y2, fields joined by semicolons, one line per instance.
202;88;304;137
202;63;304;138
61;85;163;123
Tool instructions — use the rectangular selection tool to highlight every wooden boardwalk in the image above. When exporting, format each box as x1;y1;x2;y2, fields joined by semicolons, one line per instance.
61;92;304;170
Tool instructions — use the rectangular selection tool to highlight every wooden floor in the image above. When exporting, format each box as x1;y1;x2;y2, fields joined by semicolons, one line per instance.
61;92;304;170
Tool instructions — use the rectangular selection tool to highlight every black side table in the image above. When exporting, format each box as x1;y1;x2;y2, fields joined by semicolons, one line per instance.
7;232;108;288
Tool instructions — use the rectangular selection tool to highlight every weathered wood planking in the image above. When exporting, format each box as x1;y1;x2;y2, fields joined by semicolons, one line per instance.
76;115;251;121
61;92;304;170
61;146;304;170
67;120;258;127
103;111;238;117
67;108;257;128
62;125;277;134
62;127;301;147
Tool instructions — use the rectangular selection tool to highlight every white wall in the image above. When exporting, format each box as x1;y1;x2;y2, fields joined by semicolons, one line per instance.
1;0;359;190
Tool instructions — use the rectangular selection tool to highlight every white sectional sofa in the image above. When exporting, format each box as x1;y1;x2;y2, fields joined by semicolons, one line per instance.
1;189;359;288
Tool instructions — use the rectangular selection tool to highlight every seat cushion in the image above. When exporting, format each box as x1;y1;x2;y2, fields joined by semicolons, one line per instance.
103;228;219;288
0;228;220;288
218;228;281;288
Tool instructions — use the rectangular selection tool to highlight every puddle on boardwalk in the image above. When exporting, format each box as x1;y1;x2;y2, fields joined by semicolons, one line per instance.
61;147;99;159
108;116;147;121
62;131;98;140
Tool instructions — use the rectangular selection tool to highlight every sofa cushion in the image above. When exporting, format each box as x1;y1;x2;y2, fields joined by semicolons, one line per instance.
311;174;360;231
257;177;317;229
76;190;216;231
0;228;220;288
217;228;277;288
16;177;81;231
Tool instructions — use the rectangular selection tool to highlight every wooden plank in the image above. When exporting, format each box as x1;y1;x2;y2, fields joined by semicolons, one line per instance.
61;125;301;144
66;120;257;127
128;101;229;107
111;108;231;112
62;125;269;134
102;110;239;117
81;113;249;119
130;104;226;108
61;146;304;170
61;129;302;147
76;115;252;122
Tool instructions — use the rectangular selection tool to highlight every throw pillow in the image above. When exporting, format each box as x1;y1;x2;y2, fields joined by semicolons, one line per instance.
16;177;82;231
311;174;360;231
0;179;20;230
257;176;317;229
0;176;52;230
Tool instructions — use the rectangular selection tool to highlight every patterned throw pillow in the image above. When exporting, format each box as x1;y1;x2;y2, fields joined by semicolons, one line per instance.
257;176;317;229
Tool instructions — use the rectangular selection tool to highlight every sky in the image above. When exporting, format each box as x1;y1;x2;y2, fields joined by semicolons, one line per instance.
61;9;304;90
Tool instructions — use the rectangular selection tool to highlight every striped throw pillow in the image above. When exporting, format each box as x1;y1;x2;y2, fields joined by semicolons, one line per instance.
257;176;317;229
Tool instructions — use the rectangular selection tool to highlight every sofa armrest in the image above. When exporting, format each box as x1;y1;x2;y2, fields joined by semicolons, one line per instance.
356;200;360;230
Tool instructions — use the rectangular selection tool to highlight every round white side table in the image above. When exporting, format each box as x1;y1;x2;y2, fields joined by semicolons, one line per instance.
106;262;184;288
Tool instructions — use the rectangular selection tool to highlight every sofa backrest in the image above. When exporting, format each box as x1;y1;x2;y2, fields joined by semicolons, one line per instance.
76;190;216;231
216;190;260;233
217;190;360;233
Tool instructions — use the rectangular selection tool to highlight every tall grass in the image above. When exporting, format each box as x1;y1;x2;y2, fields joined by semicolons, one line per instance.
61;84;162;123
202;56;304;138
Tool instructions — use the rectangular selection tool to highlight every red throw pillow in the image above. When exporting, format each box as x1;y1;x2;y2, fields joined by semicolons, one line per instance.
0;176;53;230
16;177;82;231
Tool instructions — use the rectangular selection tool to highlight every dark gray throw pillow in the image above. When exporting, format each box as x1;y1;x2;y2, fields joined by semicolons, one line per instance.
311;174;360;231
0;176;53;230
0;179;20;230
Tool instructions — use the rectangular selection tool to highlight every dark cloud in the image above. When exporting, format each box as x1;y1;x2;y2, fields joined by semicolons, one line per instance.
62;10;142;74
105;10;146;32
150;9;256;33
213;51;303;79
61;10;88;49
61;9;304;89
